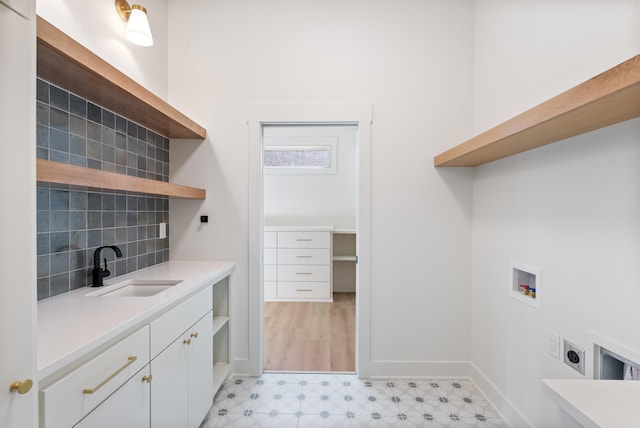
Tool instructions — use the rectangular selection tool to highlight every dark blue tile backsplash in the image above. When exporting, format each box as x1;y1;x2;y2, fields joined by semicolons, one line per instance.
36;79;170;300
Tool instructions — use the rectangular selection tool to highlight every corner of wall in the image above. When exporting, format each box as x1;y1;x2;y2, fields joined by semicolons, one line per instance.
469;363;534;428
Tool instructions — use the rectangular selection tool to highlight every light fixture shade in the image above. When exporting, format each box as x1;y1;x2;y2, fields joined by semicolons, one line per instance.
126;5;153;47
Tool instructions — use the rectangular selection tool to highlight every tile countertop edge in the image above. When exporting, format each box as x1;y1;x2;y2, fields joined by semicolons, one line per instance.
37;260;236;381
542;379;640;428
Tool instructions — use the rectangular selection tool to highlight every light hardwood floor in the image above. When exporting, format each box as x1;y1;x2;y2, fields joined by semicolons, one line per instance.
264;292;355;372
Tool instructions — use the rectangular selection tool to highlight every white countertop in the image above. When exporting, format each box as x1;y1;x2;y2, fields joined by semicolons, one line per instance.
37;260;235;380
543;379;640;428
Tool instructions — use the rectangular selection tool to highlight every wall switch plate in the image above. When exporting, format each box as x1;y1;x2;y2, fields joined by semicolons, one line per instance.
159;222;167;239
564;340;585;375
547;331;560;359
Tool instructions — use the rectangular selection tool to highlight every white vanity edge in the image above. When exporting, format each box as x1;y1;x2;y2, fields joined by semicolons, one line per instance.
542;379;640;428
37;260;235;381
264;226;334;232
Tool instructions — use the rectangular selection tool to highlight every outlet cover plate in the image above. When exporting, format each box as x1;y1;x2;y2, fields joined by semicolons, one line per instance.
564;340;585;375
547;331;560;359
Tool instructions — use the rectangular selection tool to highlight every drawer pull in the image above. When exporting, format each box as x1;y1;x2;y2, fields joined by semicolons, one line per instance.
142;374;153;383
296;238;313;242
9;379;33;394
190;332;199;338
296;272;312;275
83;356;137;394
183;338;192;345
296;255;312;258
296;289;313;292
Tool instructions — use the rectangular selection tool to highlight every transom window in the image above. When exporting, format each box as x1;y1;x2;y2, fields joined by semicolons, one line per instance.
263;137;337;174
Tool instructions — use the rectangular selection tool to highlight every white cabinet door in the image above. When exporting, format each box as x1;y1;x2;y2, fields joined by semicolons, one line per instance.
151;337;189;428
74;367;151;428
187;313;214;428
0;4;36;428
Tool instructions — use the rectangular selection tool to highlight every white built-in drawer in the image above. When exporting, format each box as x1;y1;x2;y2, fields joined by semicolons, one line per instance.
278;248;330;265
264;282;277;299
278;231;330;249
264;265;277;282
264;248;277;265
277;282;331;299
264;232;277;248
150;285;212;358
40;326;150;428
278;265;330;282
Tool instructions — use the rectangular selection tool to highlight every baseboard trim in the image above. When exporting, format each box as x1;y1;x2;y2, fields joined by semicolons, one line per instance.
469;362;534;428
232;358;251;377
366;360;471;378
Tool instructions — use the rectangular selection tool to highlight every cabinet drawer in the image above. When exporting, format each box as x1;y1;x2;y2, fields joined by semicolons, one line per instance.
264;231;277;248
264;248;277;265
278;265;330;282
264;282;277;299
277;282;331;299
277;231;330;249
264;265;277;282
150;285;212;358
278;248;330;265
74;364;151;428
40;326;150;428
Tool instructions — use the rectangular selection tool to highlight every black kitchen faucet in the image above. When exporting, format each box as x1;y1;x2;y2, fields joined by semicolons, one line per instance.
92;245;123;286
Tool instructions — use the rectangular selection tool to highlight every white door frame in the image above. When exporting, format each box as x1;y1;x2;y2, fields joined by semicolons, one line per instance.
247;104;372;377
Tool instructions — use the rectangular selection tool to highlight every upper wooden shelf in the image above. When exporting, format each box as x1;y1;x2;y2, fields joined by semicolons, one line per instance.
36;16;206;140
37;159;206;199
434;54;640;167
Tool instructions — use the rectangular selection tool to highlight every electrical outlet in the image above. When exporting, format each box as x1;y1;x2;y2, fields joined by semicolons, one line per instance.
563;340;585;375
547;331;560;359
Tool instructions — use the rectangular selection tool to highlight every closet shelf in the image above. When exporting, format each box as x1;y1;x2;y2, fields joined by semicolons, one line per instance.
434;54;640;167
333;256;357;262
37;159;206;199
36;16;206;140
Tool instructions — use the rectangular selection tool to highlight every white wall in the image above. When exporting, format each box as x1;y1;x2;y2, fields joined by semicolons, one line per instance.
36;0;169;99
168;0;475;375
471;1;640;426
263;125;357;230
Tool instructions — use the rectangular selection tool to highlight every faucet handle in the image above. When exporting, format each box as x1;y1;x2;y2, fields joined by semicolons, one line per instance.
103;258;110;278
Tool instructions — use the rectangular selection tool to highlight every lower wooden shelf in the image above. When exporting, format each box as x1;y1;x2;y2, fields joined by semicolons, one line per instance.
212;362;231;393
36;159;206;199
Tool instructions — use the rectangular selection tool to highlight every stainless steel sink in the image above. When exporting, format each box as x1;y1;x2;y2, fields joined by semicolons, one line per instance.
85;279;183;297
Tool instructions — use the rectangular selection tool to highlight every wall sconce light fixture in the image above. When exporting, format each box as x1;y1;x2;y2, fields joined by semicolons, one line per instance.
115;0;154;47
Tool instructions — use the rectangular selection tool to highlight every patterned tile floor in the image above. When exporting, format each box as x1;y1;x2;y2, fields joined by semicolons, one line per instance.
200;373;506;427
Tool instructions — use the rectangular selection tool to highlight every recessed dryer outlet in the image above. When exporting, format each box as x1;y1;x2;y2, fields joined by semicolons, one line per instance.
564;340;585;375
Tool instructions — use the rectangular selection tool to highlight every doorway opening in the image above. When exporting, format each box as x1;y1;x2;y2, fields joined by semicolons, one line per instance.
247;103;371;379
262;124;357;372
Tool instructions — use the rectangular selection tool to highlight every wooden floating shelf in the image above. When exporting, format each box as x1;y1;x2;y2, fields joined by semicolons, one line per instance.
435;54;640;167
36;16;206;140
37;159;206;199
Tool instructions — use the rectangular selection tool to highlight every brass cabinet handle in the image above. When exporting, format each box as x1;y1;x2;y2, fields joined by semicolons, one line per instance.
9;379;33;394
296;239;312;242
183;338;191;345
296;289;312;292
141;375;152;383
190;332;198;339
83;356;137;394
